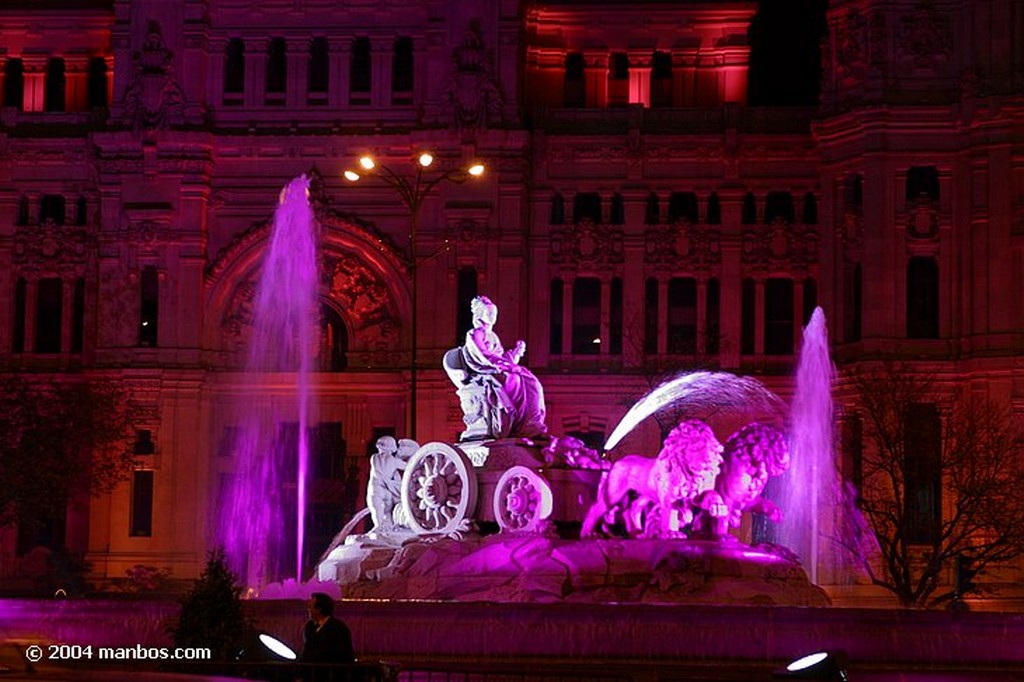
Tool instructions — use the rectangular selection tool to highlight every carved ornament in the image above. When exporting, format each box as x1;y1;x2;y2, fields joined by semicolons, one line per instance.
121;21;186;131
549;220;624;271
898;5;952;71
742;219;819;274
644;221;721;274
12;224;93;275
443;20;504;131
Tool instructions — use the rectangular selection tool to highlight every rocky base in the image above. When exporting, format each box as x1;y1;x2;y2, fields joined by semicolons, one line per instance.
319;534;829;606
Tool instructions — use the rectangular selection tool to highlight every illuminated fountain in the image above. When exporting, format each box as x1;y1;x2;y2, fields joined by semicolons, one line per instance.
316;300;843;606
219;176;318;589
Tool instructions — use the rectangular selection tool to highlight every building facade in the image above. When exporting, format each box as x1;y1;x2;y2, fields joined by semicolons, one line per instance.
1;0;1022;601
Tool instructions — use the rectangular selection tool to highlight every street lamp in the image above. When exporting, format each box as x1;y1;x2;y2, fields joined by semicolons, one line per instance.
343;152;485;439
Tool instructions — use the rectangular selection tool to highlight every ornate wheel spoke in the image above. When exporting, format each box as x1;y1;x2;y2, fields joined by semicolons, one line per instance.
493;466;553;534
401;442;478;535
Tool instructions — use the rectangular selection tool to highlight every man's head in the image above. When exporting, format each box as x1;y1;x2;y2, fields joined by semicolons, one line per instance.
307;592;334;620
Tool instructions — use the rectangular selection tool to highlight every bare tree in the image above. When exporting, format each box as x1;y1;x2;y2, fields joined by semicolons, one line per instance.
847;366;1024;607
0;377;136;532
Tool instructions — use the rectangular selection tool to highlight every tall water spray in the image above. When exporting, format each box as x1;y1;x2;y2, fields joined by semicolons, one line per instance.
220;176;318;588
775;307;841;584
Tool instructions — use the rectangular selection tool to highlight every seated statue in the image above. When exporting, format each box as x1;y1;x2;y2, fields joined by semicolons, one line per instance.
581;419;723;539
445;296;548;440
692;422;790;542
366;436;420;534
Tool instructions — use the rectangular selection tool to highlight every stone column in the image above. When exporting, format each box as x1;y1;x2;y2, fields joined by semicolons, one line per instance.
599;278;611;355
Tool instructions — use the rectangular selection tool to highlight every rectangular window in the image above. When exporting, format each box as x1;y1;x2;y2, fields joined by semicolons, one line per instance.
224;38;245;100
550;279;563;355
904;403;941;543
392;37;413;104
71;277;85;353
266;38;287;100
308;37;330;96
705;278;720;356
35;277;62;353
87;57;108;109
802;278;818;326
456;267;478;343
564;52;585;108
13;278;26;353
139;266;159;347
741;278;755;354
610;277;623;355
350;37;371;103
44;58;65;112
572;277;600;354
39;195;66;225
668;192;698;223
130;470;154;537
764;278;794;355
4;58;25;110
667;277;697;354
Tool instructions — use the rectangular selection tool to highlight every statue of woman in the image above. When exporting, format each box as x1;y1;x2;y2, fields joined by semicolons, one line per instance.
462;296;548;438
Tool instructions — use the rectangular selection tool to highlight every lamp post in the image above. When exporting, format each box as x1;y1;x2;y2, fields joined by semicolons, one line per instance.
344;153;485;440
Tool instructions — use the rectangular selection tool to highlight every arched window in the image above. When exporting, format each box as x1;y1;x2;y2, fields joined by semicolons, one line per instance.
906;166;939;202
904;403;941;542
139;266;159;347
266;38;287;97
650;51;673;108
844;263;862;342
4;58;24;110
765;278;794;355
308;37;330;97
907;257;939;338
572;278;600;354
764;191;795;223
39;195;65;225
36;277;63;353
550;278;564;354
706;192;721;225
564;52;585;108
319;304;348;371
573;193;601;223
12;277;26;353
87;57;108;109
802;192;818;224
350;37;372;102
44;58;65;112
667;278;697;354
644;277;658;355
802;277;817;325
705;278;720;356
644;192;660;225
17;195;30;225
610;193;625;225
741;192;758;224
668;192;698;223
741;278;755;354
550;193;565;225
456;267;478;342
843;173;863;209
610;277;623;355
224;38;245;96
75;196;88;226
392;37;414;104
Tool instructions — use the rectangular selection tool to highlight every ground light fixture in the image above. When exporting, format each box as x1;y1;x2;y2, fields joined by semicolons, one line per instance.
774;651;849;680
258;633;297;661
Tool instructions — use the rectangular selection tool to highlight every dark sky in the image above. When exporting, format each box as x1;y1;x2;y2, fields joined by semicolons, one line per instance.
747;0;829;106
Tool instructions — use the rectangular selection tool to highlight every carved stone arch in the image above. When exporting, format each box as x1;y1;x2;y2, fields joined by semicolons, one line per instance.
205;213;411;366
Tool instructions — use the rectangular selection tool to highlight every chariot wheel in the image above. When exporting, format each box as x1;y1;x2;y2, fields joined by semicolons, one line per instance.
492;466;553;533
401;442;478;535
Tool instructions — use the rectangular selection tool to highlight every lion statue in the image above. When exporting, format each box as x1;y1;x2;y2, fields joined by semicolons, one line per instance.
581;419;724;538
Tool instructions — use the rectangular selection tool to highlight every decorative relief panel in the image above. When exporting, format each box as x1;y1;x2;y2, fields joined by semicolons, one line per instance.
742;219;819;275
644;221;721;274
904;197;942;256
121;21;186;132
12;224;93;276
98;267;140;347
444;20;503;131
837;210;864;262
321;254;400;350
834;10;867;86
549;220;624;271
898;5;952;72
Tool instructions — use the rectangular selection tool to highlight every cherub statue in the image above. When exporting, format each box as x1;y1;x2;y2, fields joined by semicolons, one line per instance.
693;422;790;541
366;436;419;534
581;419;723;538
